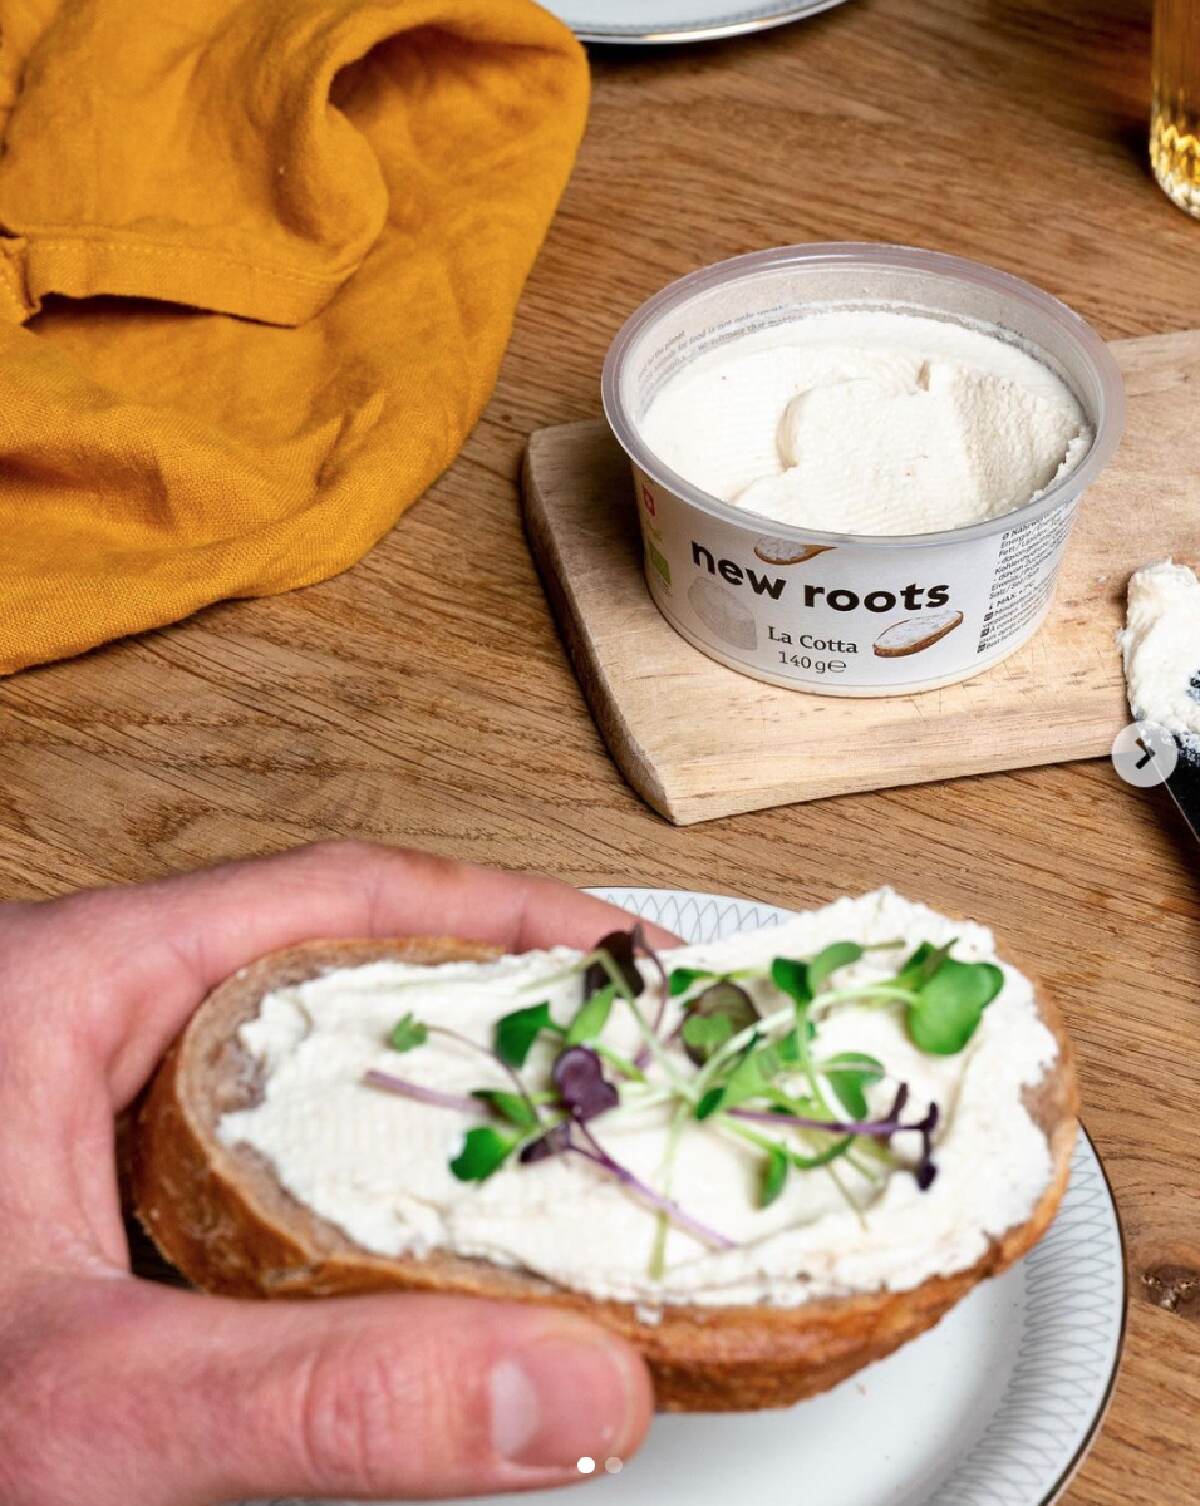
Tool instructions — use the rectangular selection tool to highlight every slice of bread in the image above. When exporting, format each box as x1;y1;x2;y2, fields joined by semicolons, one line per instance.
133;938;1078;1412
752;537;833;567
873;607;965;659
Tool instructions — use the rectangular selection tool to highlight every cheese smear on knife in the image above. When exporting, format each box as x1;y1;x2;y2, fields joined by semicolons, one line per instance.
219;890;1058;1308
640;310;1091;537
1118;559;1200;746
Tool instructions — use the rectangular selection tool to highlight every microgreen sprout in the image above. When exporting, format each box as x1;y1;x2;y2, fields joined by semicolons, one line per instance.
364;1070;482;1116
679;980;759;1066
495;1000;557;1068
553;1045;620;1122
389;1014;428;1053
363;926;1001;1279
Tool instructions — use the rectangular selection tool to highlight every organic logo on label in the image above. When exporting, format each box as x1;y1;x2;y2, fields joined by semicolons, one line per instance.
645;538;671;587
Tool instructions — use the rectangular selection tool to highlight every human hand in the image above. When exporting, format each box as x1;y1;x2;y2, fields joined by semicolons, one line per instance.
0;842;666;1506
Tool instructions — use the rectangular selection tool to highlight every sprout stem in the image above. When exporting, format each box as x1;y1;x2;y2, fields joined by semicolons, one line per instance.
364;1072;483;1116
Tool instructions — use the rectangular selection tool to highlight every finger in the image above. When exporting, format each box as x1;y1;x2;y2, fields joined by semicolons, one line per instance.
2;1282;654;1506
1;841;680;1106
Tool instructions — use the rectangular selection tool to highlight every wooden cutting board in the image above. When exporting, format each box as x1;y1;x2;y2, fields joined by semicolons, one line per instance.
522;331;1200;826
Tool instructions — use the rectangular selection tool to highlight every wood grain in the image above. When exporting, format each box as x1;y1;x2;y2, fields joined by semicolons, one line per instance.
522;329;1198;822
1;1;1198;1500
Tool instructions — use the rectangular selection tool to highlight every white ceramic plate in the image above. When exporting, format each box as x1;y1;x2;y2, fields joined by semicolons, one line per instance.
251;886;1125;1506
541;0;853;45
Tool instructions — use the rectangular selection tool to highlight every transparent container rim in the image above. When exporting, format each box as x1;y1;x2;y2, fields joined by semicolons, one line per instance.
600;242;1127;550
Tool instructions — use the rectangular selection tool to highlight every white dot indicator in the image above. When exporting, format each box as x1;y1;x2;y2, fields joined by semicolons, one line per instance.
577;1456;596;1475
605;1456;624;1474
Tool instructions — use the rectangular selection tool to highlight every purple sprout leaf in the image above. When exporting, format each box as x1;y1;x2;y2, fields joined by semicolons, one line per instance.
913;1102;940;1191
884;1082;910;1123
631;923;671;1011
553;1045;620;1123
519;1121;574;1164
583;928;644;1003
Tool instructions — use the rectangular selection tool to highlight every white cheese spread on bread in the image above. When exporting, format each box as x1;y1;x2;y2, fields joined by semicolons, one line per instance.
219;889;1058;1308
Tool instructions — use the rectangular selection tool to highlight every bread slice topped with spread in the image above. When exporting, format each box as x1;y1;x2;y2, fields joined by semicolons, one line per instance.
133;889;1077;1411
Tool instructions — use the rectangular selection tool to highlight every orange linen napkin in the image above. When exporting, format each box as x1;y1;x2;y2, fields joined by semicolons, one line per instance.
0;0;588;674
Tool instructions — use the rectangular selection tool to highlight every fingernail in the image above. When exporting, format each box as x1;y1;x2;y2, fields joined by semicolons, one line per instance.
490;1329;643;1470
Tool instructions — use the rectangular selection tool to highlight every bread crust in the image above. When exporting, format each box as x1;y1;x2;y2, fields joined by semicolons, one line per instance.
133;937;1079;1412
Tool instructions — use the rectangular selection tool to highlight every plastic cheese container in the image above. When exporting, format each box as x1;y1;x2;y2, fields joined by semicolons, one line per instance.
601;243;1125;696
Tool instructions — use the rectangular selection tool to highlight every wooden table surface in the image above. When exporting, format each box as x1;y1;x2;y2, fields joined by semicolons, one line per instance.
2;1;1197;1500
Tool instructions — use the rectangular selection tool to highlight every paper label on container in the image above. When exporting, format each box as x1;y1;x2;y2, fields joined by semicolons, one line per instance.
633;468;1079;694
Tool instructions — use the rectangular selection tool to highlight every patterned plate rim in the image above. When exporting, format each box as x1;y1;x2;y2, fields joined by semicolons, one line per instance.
588;885;1128;1506
554;0;851;44
1034;1132;1127;1505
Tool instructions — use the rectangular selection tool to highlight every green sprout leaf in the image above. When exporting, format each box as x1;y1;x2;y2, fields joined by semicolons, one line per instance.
681;1012;734;1060
681;981;758;1066
696;1086;726;1121
759;1144;789;1208
770;956;813;1008
711;1039;778;1112
789;1134;856;1171
894;940;955;993
495;1001;556;1067
472;1090;540;1130
450;1126;520;1182
766;1027;806;1066
566;982;617;1045
388;1013;428;1054
771;943;862;1014
669;967;718;997
907;959;1003;1055
696;1026;805;1121
806;941;864;992
821;1052;885;1119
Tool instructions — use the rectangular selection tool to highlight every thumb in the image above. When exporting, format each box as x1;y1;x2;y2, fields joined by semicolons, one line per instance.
19;1281;655;1506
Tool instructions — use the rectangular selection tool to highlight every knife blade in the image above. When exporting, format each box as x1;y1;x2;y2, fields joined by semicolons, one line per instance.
1164;741;1200;842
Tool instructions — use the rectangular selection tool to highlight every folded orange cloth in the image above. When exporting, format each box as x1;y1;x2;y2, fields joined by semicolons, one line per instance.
0;0;588;674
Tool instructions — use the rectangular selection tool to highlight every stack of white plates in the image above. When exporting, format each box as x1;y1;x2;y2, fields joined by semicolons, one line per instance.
542;0;853;45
